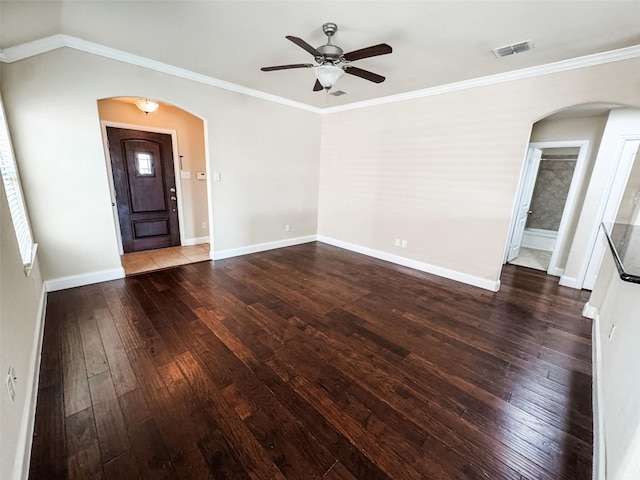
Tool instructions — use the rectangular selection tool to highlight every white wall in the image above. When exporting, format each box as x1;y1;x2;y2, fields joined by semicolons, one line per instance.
0;176;45;480
589;251;640;480
318;58;640;287
0;47;321;284
563;109;640;288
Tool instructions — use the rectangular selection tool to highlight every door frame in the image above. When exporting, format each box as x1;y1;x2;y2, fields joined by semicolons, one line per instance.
581;136;640;290
504;140;590;278
101;121;186;254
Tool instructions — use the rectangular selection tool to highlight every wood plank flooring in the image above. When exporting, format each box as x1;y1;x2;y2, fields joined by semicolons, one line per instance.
29;242;593;479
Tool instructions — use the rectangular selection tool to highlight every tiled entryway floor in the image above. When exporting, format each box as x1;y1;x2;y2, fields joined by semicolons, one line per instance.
121;243;211;275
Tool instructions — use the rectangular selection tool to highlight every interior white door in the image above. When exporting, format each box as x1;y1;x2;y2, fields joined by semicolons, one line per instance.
507;148;543;262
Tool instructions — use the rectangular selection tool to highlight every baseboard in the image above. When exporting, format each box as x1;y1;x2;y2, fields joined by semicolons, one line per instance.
582;301;598;319
591;310;606;480
213;235;317;260
317;235;501;292
183;236;209;246
522;228;557;251
547;266;564;277
15;288;47;480
44;267;125;292
559;275;579;288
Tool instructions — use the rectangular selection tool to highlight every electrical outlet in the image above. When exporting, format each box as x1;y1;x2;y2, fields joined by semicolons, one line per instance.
401;240;408;248
285;224;291;232
5;366;16;404
394;238;400;247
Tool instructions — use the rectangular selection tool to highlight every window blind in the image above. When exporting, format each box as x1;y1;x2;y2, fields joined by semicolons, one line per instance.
0;96;35;267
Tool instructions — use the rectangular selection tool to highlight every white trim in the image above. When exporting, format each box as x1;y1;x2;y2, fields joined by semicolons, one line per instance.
535;141;590;281
582;301;599;320
547;266;564;278
183;236;209;246
45;267;125;292
323;44;640;114
15;288;47;480
1;34;639;113
317;235;500;292
591;309;606;480
101;122;188;253
581;137;640;290
522;228;557;251
559;275;579;288
213;235;317;260
0;35;320;114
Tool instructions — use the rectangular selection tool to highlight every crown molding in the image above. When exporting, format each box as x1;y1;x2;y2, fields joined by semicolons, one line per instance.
2;34;639;115
0;34;322;114
322;44;640;114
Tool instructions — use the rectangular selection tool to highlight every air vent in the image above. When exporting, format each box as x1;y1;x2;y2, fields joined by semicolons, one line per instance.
329;90;348;97
493;40;534;58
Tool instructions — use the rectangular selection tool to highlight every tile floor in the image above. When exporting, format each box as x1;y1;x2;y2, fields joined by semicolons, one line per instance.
508;246;552;272
121;243;211;275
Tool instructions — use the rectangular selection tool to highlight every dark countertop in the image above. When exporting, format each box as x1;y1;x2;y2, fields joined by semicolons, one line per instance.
602;222;640;284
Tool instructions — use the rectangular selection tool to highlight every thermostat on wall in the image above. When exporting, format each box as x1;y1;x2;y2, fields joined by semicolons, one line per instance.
196;172;207;180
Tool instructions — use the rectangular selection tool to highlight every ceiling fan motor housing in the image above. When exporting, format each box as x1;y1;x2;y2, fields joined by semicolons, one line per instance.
316;44;343;63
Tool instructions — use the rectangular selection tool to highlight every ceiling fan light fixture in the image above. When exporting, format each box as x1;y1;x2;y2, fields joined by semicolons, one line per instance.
134;98;159;114
313;64;344;90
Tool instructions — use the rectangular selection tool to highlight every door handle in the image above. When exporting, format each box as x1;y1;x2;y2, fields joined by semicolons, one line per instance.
170;196;177;201
527;210;533;214
170;187;176;193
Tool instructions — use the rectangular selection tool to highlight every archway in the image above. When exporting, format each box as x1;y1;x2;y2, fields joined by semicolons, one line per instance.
503;103;640;290
97;97;212;274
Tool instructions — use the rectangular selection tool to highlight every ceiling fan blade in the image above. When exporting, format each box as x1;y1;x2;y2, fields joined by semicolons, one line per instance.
261;63;314;71
344;65;385;83
286;35;322;57
313;80;323;91
343;43;392;62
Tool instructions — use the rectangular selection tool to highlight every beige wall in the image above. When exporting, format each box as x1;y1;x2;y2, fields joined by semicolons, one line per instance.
616;149;640;225
98;98;209;244
0;47;321;282
0;176;45;480
529;115;608;268
318;59;640;285
589;252;640;480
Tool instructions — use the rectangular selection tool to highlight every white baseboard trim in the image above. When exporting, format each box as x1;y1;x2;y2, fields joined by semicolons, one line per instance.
213;235;317;260
547;266;564;277
15;288;47;480
582;301;598;319
522;228;557;251
591;309;606;480
183;236;209;246
45;267;125;292
559;275;579;288
317;235;500;292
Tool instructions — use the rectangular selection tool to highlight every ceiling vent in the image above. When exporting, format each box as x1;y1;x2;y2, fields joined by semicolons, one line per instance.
329;90;348;97
493;40;535;58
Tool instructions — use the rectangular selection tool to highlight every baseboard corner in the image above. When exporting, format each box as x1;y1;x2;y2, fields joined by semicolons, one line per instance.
45;267;125;292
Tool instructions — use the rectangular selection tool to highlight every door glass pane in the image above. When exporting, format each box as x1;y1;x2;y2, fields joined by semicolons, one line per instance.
136;152;154;176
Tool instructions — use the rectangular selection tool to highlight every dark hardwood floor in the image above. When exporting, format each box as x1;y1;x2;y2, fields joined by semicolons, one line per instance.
29;242;593;479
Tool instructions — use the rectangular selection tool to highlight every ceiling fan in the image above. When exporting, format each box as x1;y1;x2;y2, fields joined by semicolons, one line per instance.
261;22;392;92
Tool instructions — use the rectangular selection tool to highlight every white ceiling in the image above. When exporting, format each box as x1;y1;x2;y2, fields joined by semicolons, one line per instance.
1;1;639;108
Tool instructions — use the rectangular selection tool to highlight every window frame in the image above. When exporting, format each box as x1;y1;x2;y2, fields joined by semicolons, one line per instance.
0;95;37;275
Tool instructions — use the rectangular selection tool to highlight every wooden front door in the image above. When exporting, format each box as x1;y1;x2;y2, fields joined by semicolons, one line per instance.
107;127;180;253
